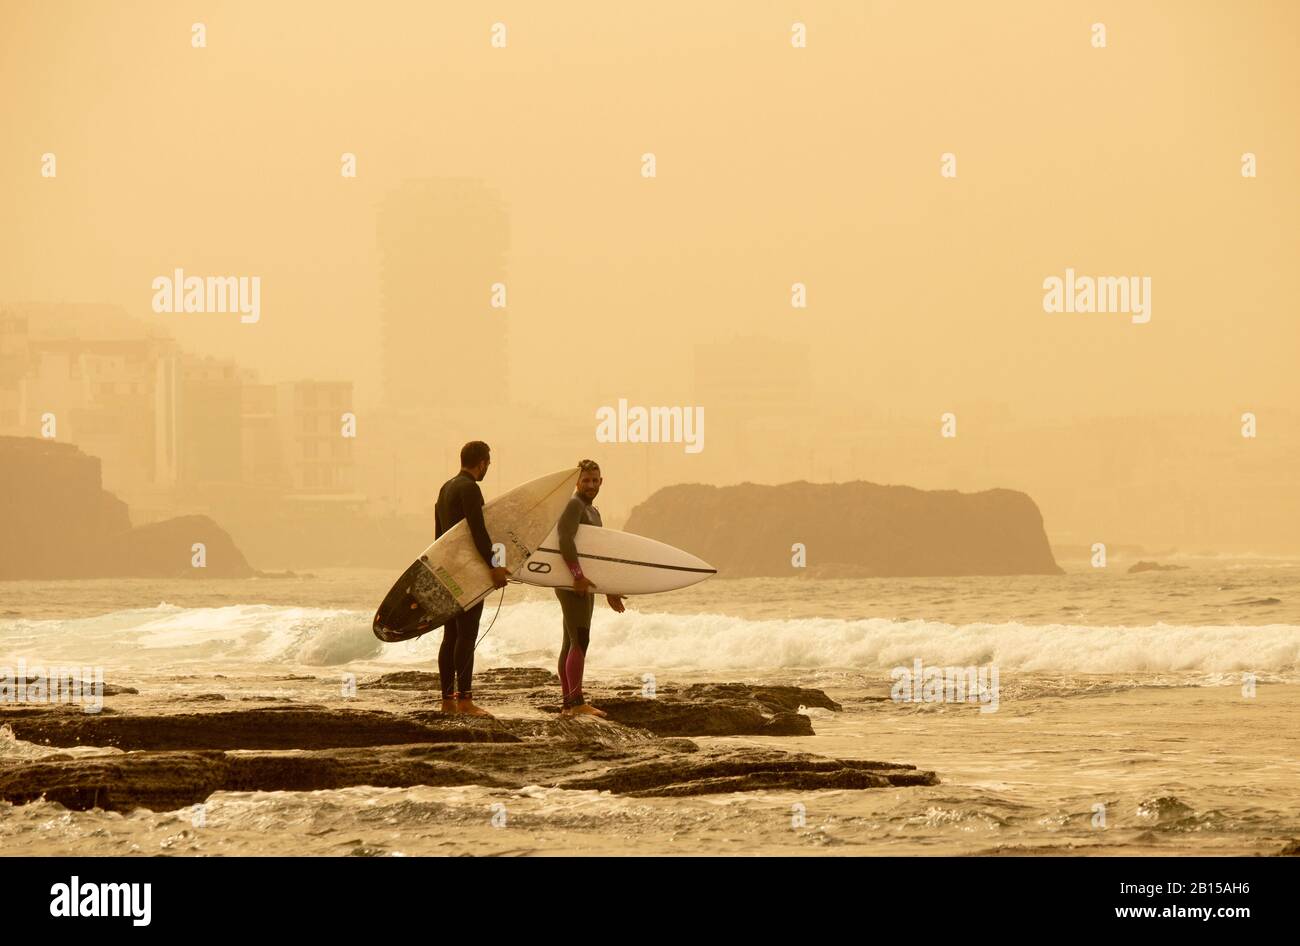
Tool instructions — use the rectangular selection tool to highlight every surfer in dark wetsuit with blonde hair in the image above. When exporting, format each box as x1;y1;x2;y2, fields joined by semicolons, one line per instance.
555;459;625;717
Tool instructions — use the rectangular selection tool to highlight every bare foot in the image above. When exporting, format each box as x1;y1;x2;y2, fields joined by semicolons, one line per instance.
457;699;494;718
439;698;459;714
570;704;606;718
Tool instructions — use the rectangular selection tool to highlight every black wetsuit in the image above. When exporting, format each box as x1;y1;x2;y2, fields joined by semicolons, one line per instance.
555;493;602;706
435;470;495;700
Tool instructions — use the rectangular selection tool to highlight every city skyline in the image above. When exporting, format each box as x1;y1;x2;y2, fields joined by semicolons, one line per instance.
3;2;1297;556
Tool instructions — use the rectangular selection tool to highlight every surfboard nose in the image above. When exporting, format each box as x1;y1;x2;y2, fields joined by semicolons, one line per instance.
536;466;582;491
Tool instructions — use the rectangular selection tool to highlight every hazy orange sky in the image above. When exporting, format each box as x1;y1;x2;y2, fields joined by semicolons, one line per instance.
3;1;1297;548
5;1;1296;406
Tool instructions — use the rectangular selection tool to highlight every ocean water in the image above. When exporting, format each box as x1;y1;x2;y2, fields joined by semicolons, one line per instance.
1;563;1298;856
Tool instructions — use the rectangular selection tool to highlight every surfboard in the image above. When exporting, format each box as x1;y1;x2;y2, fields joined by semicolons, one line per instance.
372;467;580;642
516;523;716;595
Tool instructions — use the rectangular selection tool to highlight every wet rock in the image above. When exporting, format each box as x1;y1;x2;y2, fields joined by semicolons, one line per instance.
0;705;520;751
0;751;227;811
367;673;834;738
542;683;839;737
477;668;559;689
360;668;558;692
1127;561;1189;573
0;668;937;813
571;695;815;736
3;678;136;697
0;732;935;812
559;747;934;797
0;745;519;812
677;683;842;713
359;671;442;691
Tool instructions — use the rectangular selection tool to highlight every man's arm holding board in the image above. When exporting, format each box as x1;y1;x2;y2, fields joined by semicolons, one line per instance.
557;498;595;596
463;481;509;588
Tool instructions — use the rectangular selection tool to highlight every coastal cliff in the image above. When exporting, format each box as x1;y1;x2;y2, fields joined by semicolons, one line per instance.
0;436;252;579
624;480;1063;578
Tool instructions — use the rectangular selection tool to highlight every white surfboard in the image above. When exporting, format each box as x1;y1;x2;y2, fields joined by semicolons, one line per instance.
373;467;580;642
516;523;716;595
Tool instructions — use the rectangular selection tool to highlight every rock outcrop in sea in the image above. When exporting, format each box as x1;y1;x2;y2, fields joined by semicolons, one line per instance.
1127;561;1189;573
0;670;936;812
625;480;1063;578
0;436;253;578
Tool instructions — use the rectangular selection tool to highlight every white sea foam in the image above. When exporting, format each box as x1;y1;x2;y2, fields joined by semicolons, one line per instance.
0;603;380;669
1;601;1296;678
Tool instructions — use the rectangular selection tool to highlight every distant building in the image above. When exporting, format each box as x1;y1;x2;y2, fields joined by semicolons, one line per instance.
0;305;179;494
0;305;361;512
275;380;355;495
240;382;283;487
175;353;242;489
377;178;510;412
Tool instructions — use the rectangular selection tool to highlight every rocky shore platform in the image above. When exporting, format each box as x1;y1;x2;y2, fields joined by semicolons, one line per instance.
0;669;935;813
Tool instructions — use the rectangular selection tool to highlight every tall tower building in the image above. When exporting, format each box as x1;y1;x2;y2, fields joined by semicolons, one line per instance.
377;179;510;413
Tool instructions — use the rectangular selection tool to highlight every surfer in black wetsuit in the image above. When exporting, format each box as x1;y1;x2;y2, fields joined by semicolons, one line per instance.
435;441;509;717
555;459;625;717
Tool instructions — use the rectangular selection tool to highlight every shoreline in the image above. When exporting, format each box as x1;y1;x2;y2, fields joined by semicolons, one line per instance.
3;667;1297;856
0;668;934;833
